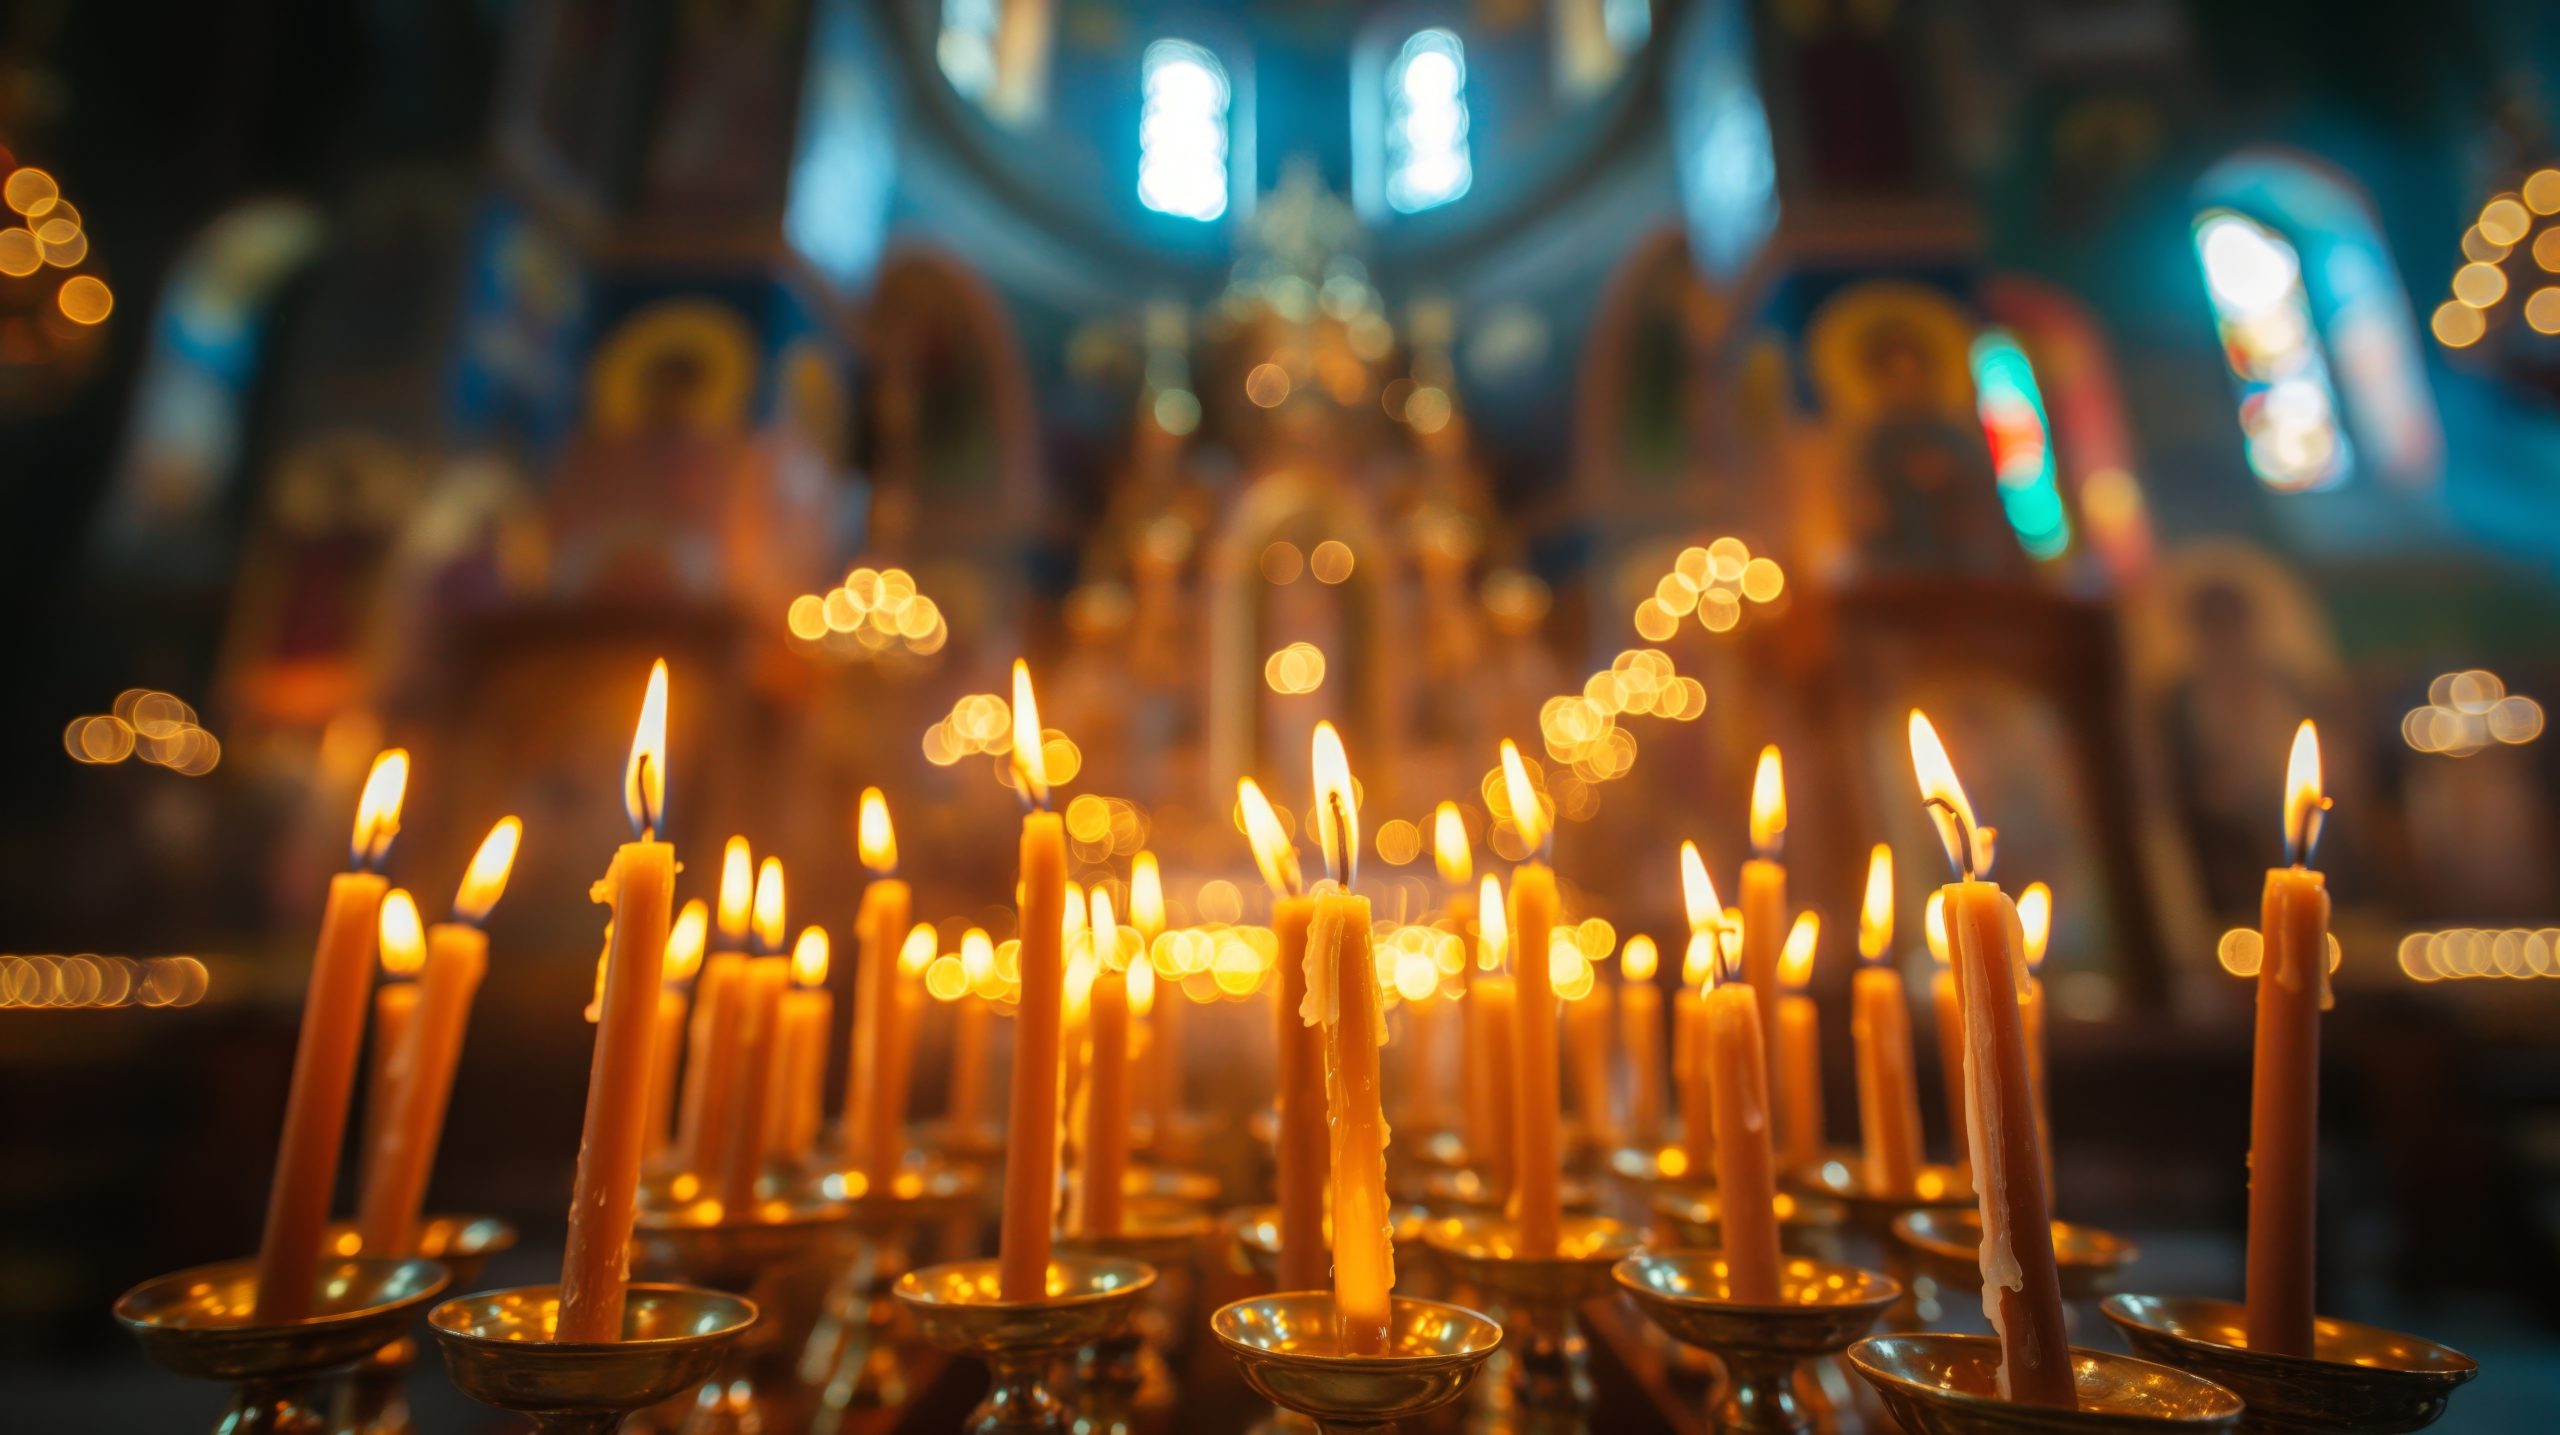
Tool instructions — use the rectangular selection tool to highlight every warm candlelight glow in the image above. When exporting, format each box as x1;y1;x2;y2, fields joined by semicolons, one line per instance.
717;837;753;945
1680;839;1723;932
625;660;669;836
452;816;522;925
962;927;993;984
1925;890;1949;964
1623;932;1659;982
1859;843;1894;960
1238;777;1303;896
752;857;786;954
858;787;898;874
2283;719;2327;865
1479;873;1508;970
1684;930;1715;988
1131;851;1163;935
1091;887;1120;965
351;749;409;870
2018;882;2052;968
1749;745;1786;858
792;926;830;987
900;921;937;976
664;900;708;982
1433;801;1472;885
1311;721;1359;887
378;889;424;976
1012;659;1050;806
1500;739;1548;852
1128;956;1155;1016
1908;709;1992;879
1779;911;1819;989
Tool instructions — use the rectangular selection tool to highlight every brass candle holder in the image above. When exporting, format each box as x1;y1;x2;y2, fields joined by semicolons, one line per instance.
428;1282;758;1435
1422;1211;1644;1426
1210;1290;1503;1434
1652;1188;1850;1262
1611;1250;1901;1434
800;1160;986;1425
631;1182;854;1433
1847;1332;2245;1433
115;1255;450;1435
891;1254;1158;1434
2101;1294;2478;1434
1894;1209;2138;1318
1788;1157;1971;1333
1226;1203;1437;1287
1059;1198;1214;1430
317;1215;520;1435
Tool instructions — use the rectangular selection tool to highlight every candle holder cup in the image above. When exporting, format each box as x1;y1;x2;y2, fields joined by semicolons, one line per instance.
428;1282;757;1435
1227;1204;1437;1287
1059;1198;1214;1430
891;1254;1157;1434
632;1182;854;1434
1210;1290;1503;1434
1422;1212;1644;1427
317;1215;519;1435
1848;1333;2244;1433
1895;1209;2137;1309
2101;1294;2477;1434
1787;1157;1971;1333
115;1255;450;1435
1653;1188;1849;1262
1612;1250;1900;1434
800;1160;986;1426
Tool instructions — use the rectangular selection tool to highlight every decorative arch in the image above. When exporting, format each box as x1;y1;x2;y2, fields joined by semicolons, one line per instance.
864;245;1044;550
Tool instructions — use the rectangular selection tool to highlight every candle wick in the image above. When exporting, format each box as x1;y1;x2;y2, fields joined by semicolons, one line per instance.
1327;792;1355;890
2284;797;2333;869
1922;796;1975;882
633;753;660;842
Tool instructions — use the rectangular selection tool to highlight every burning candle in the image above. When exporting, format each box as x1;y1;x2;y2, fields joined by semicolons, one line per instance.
1851;845;1925;1196
1739;747;1789;1087
1775;911;1824;1173
357;817;517;1255
677;840;755;1182
253;749;406;1320
1910;710;2072;1406
1689;845;1781;1303
2246;721;2331;1358
770;927;832;1160
1676;844;1720;1177
1077;888;1132;1237
359;890;424;1202
558;661;676;1342
847;789;910;1182
947;928;996;1141
644;901;706;1161
1926;890;1967;1172
1305;723;1392;1352
1619;935;1665;1146
714;858;790;1206
998;660;1068;1300
1239;774;1324;1291
1500;741;1563;1256
870;921;934;1184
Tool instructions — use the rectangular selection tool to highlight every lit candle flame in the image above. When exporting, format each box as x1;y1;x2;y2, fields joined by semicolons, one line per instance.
378;888;424;977
351;748;409;871
1063;881;1087;942
1311;722;1360;888
1858;844;1894;962
1011;659;1050;808
858;788;897;874
1779;911;1820;990
1908;709;1991;879
962;928;994;984
1622;932;1659;983
716;837;753;946
1680;840;1723;934
1479;873;1508;971
2018;882;2051;971
900;922;937;976
1236;778;1303;897
664;900;708;984
1499;740;1548;855
625;660;669;838
1433;801;1472;886
792;926;830;987
452;816;522;926
1749;745;1786;859
752;858;786;955
2283;719;2327;867
1128;956;1155;1017
1683;930;1715;989
1090;887;1120;968
1924;890;1949;966
1131;852;1164;938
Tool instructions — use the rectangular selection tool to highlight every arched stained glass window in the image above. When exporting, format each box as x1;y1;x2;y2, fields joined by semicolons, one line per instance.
1139;39;1230;222
2194;209;2352;492
1386;29;1470;214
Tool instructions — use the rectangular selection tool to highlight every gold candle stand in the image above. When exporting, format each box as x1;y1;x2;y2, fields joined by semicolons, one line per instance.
891;1254;1157;1434
1788;1157;1971;1333
1848;1332;2244;1433
799;1160;986;1426
1058;1198;1214;1431
1422;1211;1645;1429
115;1255;450;1435
1210;1290;1503;1435
428;1282;757;1435
318;1215;519;1435
1612;1250;1899;1434
2102;1294;2478;1434
631;1182;854;1433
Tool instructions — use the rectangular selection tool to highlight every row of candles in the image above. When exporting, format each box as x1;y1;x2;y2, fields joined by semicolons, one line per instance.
239;655;2335;1410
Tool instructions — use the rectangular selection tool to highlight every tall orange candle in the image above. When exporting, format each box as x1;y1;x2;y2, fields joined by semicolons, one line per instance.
1566;957;1616;1151
1911;710;2072;1407
558;662;676;1342
357;817;517;1255
947;929;996;1140
872;922;934;1180
1852;845;1925;1196
722;956;788;1210
2246;721;2331;1358
1739;746;1788;1088
847;789;910;1180
359;893;424;1201
1676;845;1722;1175
1306;722;1393;1351
1775;912;1824;1173
676;839;755;1181
770;928;833;1159
1499;741;1562;1256
1078;888;1133;1237
998;660;1069;1300
1698;898;1781;1304
253;749;406;1321
1619;935;1665;1146
1926;891;1968;1171
644;901;707;1161
1471;873;1516;1197
1240;774;1325;1291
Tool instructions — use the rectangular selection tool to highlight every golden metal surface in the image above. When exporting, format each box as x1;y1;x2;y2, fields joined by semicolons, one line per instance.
2101;1293;2478;1434
892;1255;1156;1356
1211;1291;1501;1433
320;1214;518;1291
1420;1167;1598;1215
1895;1209;2139;1302
631;1185;853;1283
116;1256;450;1383
1652;1187;1850;1254
806;1159;985;1233
1227;1203;1436;1284
1848;1333;2245;1432
1614;1251;1901;1434
429;1282;757;1431
1060;1196;1215;1269
1420;1212;1643;1305
1788;1157;1974;1223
